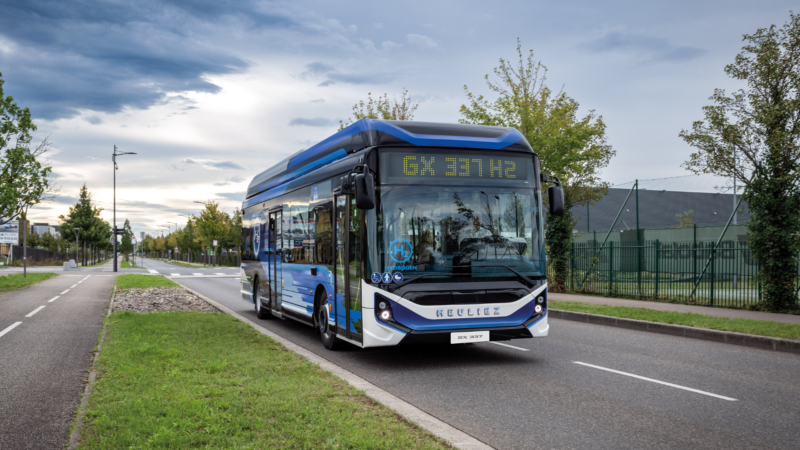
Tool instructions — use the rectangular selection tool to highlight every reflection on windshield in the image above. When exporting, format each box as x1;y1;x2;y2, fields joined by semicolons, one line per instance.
378;186;545;279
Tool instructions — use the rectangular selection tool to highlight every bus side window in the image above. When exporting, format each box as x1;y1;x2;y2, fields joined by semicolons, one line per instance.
314;202;333;267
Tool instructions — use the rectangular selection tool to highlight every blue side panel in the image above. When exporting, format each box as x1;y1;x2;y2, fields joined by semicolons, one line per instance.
391;299;536;331
367;121;525;150
253;148;349;197
279;264;333;316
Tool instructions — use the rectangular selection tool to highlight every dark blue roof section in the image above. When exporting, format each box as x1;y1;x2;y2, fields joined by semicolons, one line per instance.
246;119;533;200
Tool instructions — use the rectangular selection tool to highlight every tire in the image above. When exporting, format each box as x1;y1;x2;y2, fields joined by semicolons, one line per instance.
316;296;339;350
254;278;272;320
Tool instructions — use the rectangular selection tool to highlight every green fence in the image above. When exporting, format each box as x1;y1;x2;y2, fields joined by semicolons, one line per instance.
549;240;800;309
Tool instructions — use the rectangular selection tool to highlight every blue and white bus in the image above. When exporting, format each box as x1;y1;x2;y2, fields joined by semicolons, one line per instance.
240;119;564;350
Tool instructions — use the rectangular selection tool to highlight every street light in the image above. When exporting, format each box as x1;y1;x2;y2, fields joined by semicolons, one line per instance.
113;145;136;273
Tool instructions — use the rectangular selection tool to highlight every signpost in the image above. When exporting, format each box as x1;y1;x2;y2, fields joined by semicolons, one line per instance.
212;240;218;267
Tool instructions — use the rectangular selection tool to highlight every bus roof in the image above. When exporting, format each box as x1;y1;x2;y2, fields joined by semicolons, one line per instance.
246;119;533;200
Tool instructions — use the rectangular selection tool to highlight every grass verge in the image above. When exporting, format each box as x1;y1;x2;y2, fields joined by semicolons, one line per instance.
166;260;205;268
80;312;451;449
115;274;180;290
550;300;800;341
119;260;143;269
0;272;58;295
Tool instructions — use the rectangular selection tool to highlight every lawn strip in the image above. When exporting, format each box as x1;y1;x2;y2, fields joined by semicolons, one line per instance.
115;274;180;290
119;260;143;269
80;312;451;449
0;272;58;295
550;300;800;341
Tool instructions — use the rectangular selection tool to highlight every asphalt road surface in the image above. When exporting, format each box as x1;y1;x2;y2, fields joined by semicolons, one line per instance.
135;258;800;450
0;267;114;449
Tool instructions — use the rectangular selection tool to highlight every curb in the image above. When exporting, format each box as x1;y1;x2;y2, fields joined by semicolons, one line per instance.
67;285;117;449
549;308;800;354
177;283;494;450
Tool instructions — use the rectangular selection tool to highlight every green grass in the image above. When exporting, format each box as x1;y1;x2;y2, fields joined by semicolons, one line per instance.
0;272;58;295
115;274;180;290
549;300;800;341
166;260;204;268
80;312;451;449
119;260;143;269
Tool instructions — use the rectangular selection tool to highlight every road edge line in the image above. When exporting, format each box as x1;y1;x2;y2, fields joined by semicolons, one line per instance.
67;285;117;449
550;308;800;354
177;282;494;450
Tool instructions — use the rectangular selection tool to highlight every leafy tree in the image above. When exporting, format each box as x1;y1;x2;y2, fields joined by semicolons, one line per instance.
40;232;57;252
223;208;242;251
338;88;419;130
675;210;695;229
59;184;111;265
680;13;800;312
1;72;54;225
460;40;615;292
118;218;133;254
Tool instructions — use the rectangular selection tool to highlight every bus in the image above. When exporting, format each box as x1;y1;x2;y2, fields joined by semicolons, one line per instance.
240;119;564;350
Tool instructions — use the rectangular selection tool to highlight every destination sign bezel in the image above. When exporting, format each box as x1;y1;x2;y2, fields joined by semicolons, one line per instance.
379;148;534;186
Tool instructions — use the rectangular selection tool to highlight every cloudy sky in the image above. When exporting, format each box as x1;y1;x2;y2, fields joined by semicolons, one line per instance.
0;0;794;237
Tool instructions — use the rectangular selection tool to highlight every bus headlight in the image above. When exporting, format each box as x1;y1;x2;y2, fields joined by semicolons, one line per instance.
537;296;544;304
381;311;391;320
534;305;543;314
376;296;394;321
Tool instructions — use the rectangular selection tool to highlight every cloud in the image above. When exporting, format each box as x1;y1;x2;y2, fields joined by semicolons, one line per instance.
297;61;395;87
309;98;325;103
0;1;296;120
288;117;338;127
182;158;246;170
582;31;706;62
85;116;102;125
406;34;438;49
381;41;402;51
216;192;246;201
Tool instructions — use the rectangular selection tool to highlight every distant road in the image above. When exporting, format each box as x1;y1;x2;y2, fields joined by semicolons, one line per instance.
137;258;800;450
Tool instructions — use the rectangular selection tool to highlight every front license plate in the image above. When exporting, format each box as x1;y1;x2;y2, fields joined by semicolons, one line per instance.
451;331;489;344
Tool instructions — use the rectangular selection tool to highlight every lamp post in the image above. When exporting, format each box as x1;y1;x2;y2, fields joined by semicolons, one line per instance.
178;214;192;262
113;146;136;272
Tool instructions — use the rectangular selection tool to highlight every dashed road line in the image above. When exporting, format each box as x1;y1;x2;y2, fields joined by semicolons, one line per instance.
573;361;737;401
489;341;530;352
170;273;180;276
148;270;159;274
48;296;60;303
71;284;78;288
0;322;22;339
192;273;203;276
25;306;46;317
215;273;225;275
61;289;70;295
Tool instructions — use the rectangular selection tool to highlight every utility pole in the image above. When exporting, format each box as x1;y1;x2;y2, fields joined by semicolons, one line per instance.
113;145;136;272
733;148;738;226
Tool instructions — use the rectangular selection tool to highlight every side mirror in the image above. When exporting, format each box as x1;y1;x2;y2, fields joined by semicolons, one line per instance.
354;171;375;210
547;185;565;217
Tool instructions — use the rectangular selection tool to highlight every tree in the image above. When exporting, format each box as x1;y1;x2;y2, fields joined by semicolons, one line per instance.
338;88;419;130
680;13;800;312
1;72;54;225
59;184;110;265
118;218;133;254
675;210;695;229
460;40;615;292
223;208;242;251
196;202;230;252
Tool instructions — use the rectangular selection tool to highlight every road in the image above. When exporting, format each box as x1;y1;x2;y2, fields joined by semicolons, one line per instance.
0;265;114;449
137;257;800;450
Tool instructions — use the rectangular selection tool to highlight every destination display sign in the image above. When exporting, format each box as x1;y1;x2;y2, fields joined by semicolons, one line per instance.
385;152;529;182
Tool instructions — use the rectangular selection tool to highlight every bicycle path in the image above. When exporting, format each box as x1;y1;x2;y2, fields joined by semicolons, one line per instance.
549;292;800;324
0;270;115;449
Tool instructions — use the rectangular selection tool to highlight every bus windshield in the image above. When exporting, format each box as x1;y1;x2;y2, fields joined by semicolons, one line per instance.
376;184;546;282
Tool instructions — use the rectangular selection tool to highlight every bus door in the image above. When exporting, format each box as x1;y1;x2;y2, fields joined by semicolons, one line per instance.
334;195;362;343
268;209;282;315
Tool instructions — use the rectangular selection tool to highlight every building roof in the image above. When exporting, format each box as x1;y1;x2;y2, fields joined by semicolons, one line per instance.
572;188;751;232
246;119;532;200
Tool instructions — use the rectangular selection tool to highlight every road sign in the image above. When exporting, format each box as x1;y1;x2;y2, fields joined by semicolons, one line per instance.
213;240;218;246
168;249;172;253
140;232;144;240
131;238;137;245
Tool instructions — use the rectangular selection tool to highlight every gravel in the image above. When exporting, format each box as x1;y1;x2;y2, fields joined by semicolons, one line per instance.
113;287;219;313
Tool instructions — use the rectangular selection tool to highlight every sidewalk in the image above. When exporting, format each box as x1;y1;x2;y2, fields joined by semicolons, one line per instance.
549;292;800;325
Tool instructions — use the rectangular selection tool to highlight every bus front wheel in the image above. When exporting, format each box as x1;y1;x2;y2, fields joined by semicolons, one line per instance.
254;278;272;320
316;298;339;350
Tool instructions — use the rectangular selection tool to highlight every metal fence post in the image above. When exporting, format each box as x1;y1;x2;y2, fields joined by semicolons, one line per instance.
609;241;614;295
655;240;660;299
710;247;716;306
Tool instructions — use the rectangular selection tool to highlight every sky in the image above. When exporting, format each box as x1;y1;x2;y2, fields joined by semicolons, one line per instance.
0;0;795;238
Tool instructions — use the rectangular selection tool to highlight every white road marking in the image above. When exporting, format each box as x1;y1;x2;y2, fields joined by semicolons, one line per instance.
489;341;530;352
148;269;159;274
71;284;78;288
215;273;225;275
61;289;70;295
573;361;737;401
48;296;60;303
192;273;203;276
83;275;91;280
25;306;46;317
0;322;22;338
171;273;180;276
